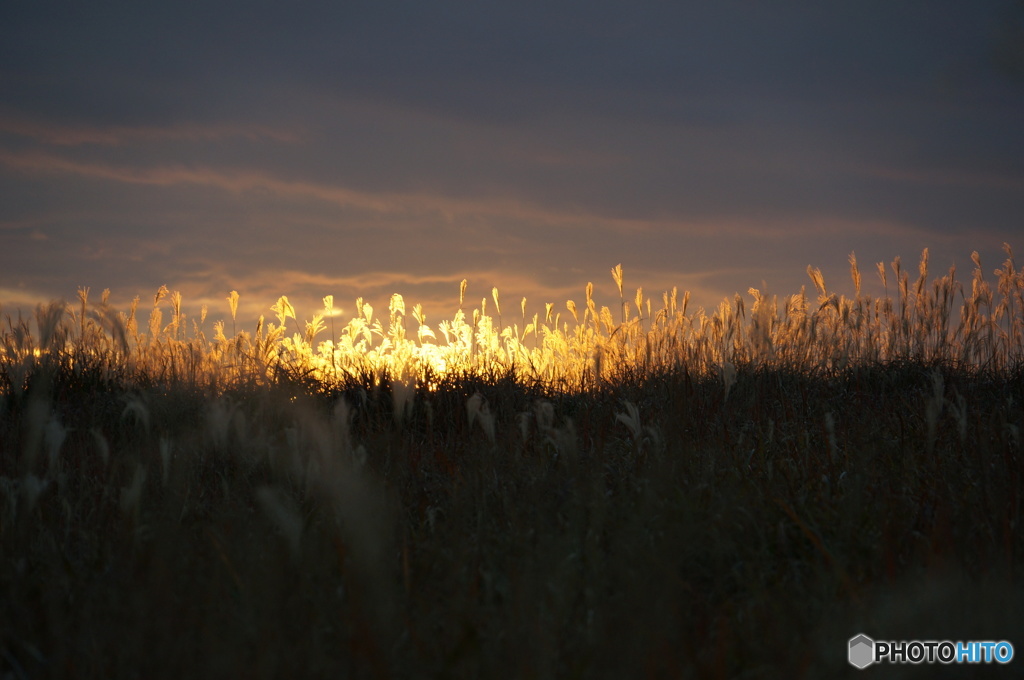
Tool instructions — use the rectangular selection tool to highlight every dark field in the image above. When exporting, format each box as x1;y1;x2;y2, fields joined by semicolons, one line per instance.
3;251;1024;678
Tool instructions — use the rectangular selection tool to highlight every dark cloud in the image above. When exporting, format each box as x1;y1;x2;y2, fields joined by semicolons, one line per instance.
3;1;1011;123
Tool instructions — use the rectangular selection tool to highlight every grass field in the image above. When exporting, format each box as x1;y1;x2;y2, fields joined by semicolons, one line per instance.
2;247;1023;678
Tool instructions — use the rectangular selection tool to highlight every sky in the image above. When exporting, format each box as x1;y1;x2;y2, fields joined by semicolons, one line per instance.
2;0;1023;330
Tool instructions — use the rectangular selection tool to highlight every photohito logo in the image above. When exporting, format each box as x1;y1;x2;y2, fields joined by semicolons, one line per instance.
848;634;1014;669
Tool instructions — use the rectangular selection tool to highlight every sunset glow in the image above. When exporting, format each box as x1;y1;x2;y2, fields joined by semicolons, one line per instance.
2;2;1023;319
4;5;1024;674
5;249;1021;400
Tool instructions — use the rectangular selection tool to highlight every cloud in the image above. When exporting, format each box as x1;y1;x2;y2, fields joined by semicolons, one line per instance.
0;148;802;238
1;0;1022;333
0;116;299;146
0;287;60;312
858;163;1024;191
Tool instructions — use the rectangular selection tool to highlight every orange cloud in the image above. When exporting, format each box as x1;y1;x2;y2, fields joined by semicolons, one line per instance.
0;148;652;230
0;287;62;311
0;148;927;245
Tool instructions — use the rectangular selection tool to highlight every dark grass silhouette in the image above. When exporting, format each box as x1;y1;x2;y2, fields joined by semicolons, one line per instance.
2;247;1022;678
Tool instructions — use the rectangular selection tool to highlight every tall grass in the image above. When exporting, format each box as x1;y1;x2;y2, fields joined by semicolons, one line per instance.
1;245;1022;679
2;246;1021;399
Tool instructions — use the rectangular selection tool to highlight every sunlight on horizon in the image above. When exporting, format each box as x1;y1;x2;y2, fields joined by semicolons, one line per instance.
3;246;1023;396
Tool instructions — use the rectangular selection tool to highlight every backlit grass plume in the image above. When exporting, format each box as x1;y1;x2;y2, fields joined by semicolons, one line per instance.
2;246;1023;397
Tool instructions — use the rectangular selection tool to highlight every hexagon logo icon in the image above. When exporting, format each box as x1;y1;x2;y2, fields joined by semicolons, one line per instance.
849;634;875;669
